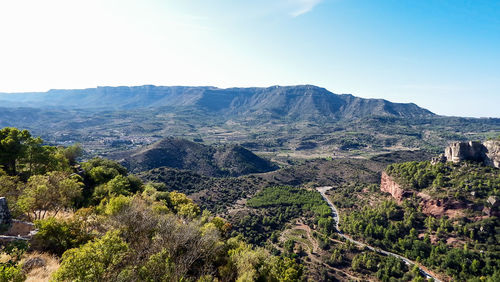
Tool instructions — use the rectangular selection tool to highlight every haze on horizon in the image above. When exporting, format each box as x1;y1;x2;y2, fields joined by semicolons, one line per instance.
0;0;498;118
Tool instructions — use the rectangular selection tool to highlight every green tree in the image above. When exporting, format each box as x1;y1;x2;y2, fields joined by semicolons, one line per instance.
168;191;200;218
0;174;22;216
92;175;142;202
0;241;28;282
17;171;82;219
0;127;31;175
329;248;343;265
269;256;303;281
22;138;73;176
61;143;84;165
82;158;128;185
470;259;480;274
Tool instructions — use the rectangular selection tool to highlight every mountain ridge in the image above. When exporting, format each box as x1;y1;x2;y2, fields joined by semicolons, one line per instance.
0;85;435;120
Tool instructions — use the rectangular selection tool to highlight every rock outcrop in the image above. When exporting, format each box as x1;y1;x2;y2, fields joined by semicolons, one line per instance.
445;141;487;163
0;197;38;242
0;197;12;230
430;154;447;165
487;196;499;208
440;140;500;168
380;172;413;203
23;257;46;272
484;140;500;168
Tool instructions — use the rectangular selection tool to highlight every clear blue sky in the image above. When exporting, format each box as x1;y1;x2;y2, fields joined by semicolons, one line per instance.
0;0;498;117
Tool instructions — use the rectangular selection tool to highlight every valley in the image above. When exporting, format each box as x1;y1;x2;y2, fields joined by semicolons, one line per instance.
1;0;499;280
0;86;498;159
0;86;499;281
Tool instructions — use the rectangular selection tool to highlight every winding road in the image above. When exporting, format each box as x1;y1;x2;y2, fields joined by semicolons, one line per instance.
316;186;441;282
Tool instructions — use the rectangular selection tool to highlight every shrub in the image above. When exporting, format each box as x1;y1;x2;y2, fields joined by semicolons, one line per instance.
32;217;92;256
52;231;129;281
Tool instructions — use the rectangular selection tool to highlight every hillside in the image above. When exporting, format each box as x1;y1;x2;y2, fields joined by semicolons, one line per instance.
384;160;500;218
136;150;432;214
110;137;277;177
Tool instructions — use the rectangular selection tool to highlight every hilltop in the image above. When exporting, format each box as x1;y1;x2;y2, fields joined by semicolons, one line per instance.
109;137;278;177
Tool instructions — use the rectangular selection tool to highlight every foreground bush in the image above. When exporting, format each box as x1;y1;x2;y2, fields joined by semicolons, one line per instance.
52;231;128;281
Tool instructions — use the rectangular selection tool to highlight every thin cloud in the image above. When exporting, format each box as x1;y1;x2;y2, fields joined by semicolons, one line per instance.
290;0;323;17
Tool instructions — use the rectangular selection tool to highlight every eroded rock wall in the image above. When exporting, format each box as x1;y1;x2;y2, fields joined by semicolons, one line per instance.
443;140;500;168
484;140;500;168
444;141;487;163
380;172;412;203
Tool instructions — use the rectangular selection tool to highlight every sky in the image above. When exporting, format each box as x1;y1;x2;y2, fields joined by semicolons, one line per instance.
0;0;499;117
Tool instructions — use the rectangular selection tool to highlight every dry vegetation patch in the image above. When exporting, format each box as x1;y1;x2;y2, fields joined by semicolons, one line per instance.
23;252;60;282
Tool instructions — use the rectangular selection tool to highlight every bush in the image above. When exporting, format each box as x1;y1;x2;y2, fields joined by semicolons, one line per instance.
32;217;92;256
52;231;129;281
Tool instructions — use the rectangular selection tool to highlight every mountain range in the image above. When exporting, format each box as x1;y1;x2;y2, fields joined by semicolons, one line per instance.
0;85;497;157
0;85;434;121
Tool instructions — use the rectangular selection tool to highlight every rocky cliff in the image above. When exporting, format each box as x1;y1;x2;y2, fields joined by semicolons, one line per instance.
444;141;486;163
483;140;500;168
380;172;413;203
438;140;500;168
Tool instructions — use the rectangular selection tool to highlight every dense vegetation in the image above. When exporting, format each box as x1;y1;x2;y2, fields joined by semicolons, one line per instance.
231;186;334;246
2;125;500;281
138;151;432;217
0;128;303;281
386;161;500;202
139;167;273;213
335;160;500;281
341;199;500;280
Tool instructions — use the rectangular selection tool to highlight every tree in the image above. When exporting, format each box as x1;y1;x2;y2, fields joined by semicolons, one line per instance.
329;249;343;265
82;158;128;185
92;175;142;202
0;241;28;282
268;256;303;281
471;259;480;274
22;138;70;176
61;143;83;165
0;127;31;175
17;171;82;220
0;174;22;216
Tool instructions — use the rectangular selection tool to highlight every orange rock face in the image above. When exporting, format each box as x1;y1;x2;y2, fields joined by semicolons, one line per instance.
380;172;412;203
380;174;464;218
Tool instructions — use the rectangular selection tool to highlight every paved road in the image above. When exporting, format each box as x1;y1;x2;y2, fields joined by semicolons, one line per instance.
316;186;441;282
